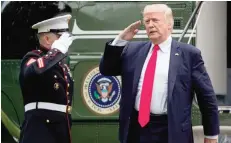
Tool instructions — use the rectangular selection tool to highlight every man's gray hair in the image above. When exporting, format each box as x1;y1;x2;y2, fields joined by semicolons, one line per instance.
142;4;174;29
37;32;55;46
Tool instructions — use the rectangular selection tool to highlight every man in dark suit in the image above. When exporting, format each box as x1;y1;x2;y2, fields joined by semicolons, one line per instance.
100;4;219;143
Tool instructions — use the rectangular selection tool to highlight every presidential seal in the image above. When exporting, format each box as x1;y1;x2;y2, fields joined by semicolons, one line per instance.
82;67;121;115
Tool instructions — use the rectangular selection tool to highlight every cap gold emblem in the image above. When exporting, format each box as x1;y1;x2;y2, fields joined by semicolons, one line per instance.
54;83;59;90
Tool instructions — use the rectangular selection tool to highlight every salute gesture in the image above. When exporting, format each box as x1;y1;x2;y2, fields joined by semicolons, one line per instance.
118;20;141;41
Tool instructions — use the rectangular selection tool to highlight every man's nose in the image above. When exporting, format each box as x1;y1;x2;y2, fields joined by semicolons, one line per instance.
148;21;155;28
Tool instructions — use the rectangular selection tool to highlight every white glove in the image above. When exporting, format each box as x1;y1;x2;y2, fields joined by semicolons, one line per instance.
51;32;73;54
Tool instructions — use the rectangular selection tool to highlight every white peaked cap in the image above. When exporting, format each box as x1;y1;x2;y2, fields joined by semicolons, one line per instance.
32;14;72;33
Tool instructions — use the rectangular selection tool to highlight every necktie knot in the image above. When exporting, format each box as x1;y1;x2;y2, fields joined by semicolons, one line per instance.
153;45;160;52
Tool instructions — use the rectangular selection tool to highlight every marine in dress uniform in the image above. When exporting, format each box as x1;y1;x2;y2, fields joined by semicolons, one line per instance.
19;14;74;143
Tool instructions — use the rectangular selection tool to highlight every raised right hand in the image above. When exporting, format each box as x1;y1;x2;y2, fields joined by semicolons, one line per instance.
118;20;141;41
51;32;73;54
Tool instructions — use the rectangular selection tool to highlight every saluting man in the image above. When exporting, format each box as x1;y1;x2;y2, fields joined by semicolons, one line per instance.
100;4;219;143
19;14;74;143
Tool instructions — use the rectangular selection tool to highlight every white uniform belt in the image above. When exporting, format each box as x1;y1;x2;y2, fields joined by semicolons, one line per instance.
25;102;71;113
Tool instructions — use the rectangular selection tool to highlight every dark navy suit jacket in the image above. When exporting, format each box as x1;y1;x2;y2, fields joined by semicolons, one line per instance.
99;39;220;143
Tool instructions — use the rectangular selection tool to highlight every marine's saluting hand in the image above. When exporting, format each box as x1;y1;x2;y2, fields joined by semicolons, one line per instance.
51;32;73;54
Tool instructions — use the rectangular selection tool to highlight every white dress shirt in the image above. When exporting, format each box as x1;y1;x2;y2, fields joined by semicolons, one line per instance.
135;36;172;114
112;36;172;114
111;36;218;140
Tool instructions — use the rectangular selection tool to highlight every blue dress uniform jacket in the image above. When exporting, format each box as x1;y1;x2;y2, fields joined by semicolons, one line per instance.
19;47;74;143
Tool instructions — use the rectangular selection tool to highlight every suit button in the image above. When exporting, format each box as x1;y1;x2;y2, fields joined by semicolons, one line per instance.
46;119;50;123
54;75;57;78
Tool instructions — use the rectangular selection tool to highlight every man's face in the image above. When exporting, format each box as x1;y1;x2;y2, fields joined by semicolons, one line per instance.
143;11;170;43
45;33;60;49
49;33;60;44
39;32;60;50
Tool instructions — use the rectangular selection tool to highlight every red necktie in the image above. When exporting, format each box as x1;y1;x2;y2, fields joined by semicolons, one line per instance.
138;45;160;127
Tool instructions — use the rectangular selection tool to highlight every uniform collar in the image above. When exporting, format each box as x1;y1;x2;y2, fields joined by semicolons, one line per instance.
39;45;50;53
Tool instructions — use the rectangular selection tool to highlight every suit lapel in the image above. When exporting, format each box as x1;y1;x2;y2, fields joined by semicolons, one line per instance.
167;40;182;102
132;41;152;96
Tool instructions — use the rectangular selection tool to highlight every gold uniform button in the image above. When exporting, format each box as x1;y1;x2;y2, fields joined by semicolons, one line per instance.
67;106;72;113
63;68;65;71
54;75;57;78
46;119;50;123
67;92;69;95
68;100;70;103
54;83;59;90
65;76;67;79
67;83;70;87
